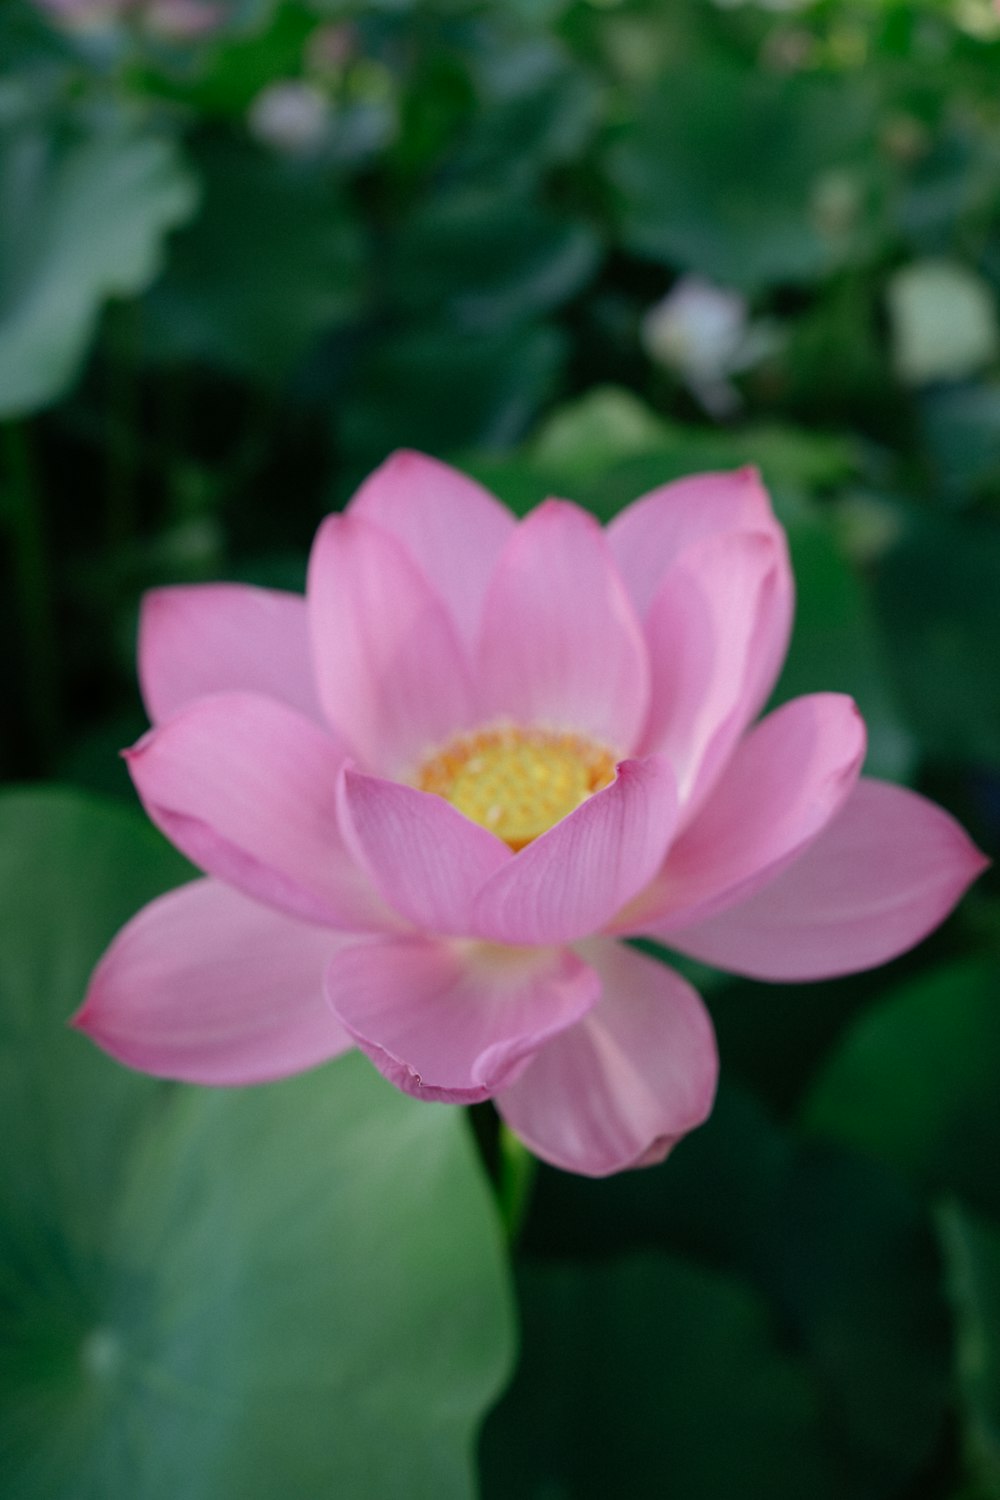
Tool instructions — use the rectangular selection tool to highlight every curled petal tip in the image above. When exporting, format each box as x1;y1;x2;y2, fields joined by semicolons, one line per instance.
122;724;160;761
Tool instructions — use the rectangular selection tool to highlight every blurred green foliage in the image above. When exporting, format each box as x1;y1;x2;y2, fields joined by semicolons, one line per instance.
0;790;513;1499
1;0;1000;1495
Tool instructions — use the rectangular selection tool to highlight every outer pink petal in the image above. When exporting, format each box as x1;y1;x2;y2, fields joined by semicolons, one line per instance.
307;511;479;776
641;529;789;809
125;692;391;931
346;449;515;643
473;755;677;947
624;694;866;935
476;499;650;754
325;936;601;1104
496;938;717;1177
664;779;989;981
139;583;323;727
609;465;789;617
73;878;352;1084
339;768;512;935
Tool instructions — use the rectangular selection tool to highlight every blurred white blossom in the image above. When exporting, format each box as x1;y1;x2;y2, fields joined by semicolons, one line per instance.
887;259;1000;385
248;82;330;154
641;276;778;417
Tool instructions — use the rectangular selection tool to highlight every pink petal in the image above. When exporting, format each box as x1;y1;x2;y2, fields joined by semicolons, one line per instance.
641;529;790;810
476;499;650;754
139;583;323;726
473;755;677;947
325;936;601;1104
496;938;717;1177
125;692;391;931
347;449;515;643
609;465;789;617
339;768;512;935
627;694;866;936
665;779;989;981
73;878;352;1084
307;512;479;775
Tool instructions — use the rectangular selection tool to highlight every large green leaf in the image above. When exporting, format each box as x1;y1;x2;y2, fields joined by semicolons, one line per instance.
0;121;197;417
803;959;1000;1220
0;789;514;1500
0;790;191;1250
516;1082;950;1499
874;514;1000;768
390;187;600;330
143;140;364;381
455;34;600;187
482;1249;842;1500
939;1203;1000;1499
608;64;879;291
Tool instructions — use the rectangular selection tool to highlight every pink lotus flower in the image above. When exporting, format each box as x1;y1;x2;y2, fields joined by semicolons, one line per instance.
74;453;987;1176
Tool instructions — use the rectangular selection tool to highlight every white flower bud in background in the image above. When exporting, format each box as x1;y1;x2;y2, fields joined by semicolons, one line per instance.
247;81;329;154
641;276;778;418
642;277;747;381
887;258;1000;385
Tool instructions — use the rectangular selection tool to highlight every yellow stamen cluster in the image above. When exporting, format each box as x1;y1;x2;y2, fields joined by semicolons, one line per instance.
417;726;616;850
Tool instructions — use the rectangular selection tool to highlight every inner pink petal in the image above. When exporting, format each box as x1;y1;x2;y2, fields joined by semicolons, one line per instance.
346;449;515;644
476;499;651;755
307;511;480;776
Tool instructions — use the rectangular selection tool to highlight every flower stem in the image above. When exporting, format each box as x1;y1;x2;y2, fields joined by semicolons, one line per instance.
497;1124;537;1244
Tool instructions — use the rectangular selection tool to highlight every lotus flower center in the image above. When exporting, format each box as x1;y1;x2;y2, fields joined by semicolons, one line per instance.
417;727;616;851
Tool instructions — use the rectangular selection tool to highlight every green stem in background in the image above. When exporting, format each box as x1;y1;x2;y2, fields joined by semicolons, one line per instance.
105;300;140;551
2;421;60;765
497;1123;537;1244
